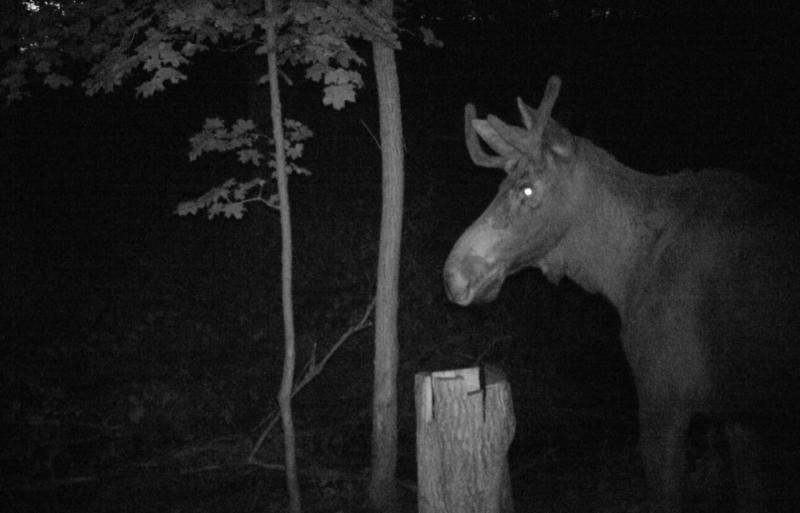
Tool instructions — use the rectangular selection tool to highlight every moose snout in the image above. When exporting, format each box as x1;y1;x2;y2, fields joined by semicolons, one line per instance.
444;266;472;305
444;252;500;306
445;222;508;305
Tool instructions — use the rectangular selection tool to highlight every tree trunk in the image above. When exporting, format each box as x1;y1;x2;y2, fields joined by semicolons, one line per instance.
368;0;404;511
416;367;516;513
265;1;300;512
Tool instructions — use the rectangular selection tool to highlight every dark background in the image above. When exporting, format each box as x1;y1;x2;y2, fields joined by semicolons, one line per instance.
3;1;800;511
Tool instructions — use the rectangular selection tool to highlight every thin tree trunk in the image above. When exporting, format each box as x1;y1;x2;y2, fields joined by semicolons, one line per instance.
265;0;300;512
368;0;404;511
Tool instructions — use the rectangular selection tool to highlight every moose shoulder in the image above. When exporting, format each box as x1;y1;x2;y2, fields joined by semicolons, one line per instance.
444;76;800;513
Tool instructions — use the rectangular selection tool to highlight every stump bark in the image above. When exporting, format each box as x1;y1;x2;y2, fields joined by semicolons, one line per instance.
415;366;516;513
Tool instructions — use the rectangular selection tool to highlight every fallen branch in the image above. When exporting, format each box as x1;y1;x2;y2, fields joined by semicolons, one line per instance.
249;297;376;463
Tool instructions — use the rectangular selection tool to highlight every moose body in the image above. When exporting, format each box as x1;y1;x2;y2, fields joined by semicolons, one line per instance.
444;77;800;512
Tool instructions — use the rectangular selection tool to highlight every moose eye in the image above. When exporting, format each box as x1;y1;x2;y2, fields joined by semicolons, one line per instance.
514;182;539;208
516;183;534;199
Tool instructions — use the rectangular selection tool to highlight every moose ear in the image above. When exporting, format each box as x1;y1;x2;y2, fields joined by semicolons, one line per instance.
544;124;576;162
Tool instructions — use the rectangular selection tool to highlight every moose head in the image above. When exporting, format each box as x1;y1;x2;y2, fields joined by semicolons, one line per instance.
444;76;586;306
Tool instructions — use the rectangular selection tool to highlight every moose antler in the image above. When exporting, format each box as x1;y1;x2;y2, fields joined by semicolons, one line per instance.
464;76;563;169
499;75;562;154
464;103;507;168
523;75;561;138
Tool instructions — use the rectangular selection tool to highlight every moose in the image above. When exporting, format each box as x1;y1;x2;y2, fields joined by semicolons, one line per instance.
444;76;800;512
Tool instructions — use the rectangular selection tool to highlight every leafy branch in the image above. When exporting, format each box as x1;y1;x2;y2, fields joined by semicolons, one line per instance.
2;0;401;108
175;117;313;218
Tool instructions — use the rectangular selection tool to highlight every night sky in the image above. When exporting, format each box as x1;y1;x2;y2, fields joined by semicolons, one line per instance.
3;2;800;511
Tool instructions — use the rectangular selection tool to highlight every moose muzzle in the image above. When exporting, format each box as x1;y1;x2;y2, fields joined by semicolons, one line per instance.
444;224;507;305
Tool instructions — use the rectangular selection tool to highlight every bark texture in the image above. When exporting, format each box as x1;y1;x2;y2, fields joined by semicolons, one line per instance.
368;0;404;509
416;367;515;513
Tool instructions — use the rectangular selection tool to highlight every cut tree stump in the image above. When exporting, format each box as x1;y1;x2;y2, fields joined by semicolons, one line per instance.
415;366;516;513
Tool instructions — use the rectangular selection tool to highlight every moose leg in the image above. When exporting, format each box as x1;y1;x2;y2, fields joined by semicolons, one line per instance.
725;422;764;513
639;407;692;513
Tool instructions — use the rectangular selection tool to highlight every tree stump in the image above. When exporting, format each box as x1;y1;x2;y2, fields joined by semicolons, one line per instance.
415;366;516;513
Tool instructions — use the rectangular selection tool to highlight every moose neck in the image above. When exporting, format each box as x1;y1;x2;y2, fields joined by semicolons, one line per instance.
554;139;674;316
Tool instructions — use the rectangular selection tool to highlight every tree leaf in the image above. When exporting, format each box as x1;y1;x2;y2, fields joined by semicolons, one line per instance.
136;67;187;97
232;118;256;136
238;148;264;166
223;202;246;219
43;73;73;89
420;26;443;48
323;82;355;110
175;200;199;216
266;193;280;210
